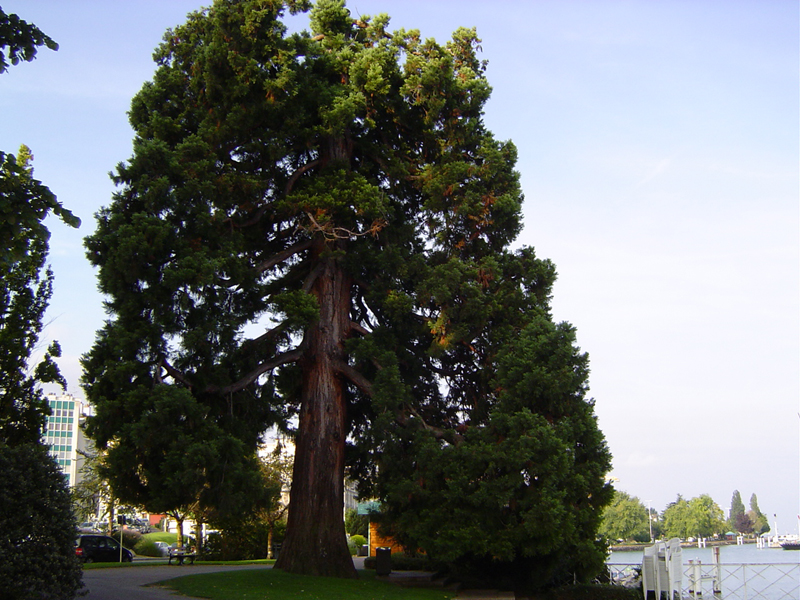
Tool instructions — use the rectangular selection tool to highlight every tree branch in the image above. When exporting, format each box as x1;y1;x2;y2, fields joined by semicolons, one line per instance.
160;358;193;389
396;404;463;446
337;361;373;398
350;320;371;337
257;239;313;274
285;159;321;196
209;349;303;395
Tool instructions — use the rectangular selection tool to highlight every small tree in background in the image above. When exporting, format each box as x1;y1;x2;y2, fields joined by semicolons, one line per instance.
728;490;747;533
748;494;770;535
599;491;650;543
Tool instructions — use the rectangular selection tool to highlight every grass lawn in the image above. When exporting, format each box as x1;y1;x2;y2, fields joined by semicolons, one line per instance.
156;568;455;600
141;531;179;544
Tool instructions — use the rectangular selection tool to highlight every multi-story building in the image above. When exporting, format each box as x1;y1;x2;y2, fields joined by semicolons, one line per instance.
42;392;92;487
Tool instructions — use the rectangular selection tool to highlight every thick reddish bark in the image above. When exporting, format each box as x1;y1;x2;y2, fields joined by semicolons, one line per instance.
274;238;357;578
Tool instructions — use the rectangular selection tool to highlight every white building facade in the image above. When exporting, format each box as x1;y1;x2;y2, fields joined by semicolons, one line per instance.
42;392;91;487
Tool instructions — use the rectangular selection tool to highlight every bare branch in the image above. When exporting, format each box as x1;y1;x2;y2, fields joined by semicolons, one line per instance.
302;211;387;241
257;239;313;274
209;348;303;395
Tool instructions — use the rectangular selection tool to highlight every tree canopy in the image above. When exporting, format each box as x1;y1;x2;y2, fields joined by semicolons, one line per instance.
0;7;58;74
599;491;650;543
82;0;611;590
0;147;76;445
663;494;725;539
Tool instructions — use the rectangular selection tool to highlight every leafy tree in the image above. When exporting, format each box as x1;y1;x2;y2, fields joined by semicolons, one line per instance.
82;0;612;586
203;447;288;560
0;7;58;74
728;490;748;533
0;15;82;598
0;443;83;600
1;146;78;445
748;493;770;535
599;491;650;542
663;494;725;539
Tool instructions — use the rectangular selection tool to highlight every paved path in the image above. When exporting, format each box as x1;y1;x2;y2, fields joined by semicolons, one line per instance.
81;563;273;600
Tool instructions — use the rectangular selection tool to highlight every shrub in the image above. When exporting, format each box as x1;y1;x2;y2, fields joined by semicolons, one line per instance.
111;528;143;550
363;552;444;572
133;539;163;557
347;534;368;555
0;443;83;599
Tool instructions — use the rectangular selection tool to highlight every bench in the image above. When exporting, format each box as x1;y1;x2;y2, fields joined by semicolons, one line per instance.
168;550;197;565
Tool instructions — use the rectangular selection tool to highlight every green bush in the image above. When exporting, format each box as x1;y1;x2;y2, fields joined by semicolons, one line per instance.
111;528;143;550
133;539;163;557
363;552;444;572
0;443;83;599
347;534;368;555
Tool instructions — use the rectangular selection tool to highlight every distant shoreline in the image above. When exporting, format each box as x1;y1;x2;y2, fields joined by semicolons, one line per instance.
609;540;751;552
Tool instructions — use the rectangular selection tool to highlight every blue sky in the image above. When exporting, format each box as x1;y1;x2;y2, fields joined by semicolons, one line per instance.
2;0;798;532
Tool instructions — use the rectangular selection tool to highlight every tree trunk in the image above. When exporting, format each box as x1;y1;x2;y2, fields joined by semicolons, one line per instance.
274;238;357;578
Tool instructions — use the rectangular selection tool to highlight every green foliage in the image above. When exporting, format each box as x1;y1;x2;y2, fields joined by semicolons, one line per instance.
363;552;446;572
202;448;289;560
600;491;650;542
728;490;746;533
345;508;369;537
0;147;77;445
0;443;83;599
83;0;612;585
0;7;58;73
663;494;725;539
133;539;163;557
348;534;367;554
748;494;770;535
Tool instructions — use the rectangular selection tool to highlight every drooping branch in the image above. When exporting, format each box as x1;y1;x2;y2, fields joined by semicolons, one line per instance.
208;348;303;396
257;239;313;274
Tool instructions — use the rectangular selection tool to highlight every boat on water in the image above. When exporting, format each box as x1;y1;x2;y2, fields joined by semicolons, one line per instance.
780;541;800;550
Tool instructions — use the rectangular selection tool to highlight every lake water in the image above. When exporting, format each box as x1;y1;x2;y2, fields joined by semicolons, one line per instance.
609;543;800;565
607;544;799;600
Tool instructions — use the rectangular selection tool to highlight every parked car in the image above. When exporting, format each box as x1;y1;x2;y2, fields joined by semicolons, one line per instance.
153;541;170;557
77;521;101;533
75;534;133;563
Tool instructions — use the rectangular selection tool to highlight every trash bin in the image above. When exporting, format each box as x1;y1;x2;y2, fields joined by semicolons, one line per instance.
375;547;391;575
270;542;281;560
358;544;368;557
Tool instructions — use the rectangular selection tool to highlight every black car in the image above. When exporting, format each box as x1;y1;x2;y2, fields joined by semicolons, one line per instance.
75;534;133;563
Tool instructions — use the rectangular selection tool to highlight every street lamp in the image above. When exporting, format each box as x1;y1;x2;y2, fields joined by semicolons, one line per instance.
646;500;653;543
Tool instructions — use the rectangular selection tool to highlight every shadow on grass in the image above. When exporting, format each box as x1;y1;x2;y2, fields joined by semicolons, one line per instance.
154;568;454;600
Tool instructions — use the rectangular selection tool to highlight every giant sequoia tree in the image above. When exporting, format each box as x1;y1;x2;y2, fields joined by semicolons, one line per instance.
83;0;612;589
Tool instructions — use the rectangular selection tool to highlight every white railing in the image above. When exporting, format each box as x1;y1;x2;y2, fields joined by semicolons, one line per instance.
607;563;800;600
